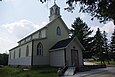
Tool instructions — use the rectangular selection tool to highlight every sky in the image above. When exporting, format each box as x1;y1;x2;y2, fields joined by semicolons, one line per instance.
0;0;114;53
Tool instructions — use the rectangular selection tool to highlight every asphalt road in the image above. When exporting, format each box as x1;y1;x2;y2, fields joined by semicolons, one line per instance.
83;67;115;77
62;66;115;77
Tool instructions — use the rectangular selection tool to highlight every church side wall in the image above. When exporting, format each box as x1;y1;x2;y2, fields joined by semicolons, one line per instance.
18;28;47;45
8;41;32;66
50;50;65;67
32;32;40;39
41;29;47;38
32;39;49;66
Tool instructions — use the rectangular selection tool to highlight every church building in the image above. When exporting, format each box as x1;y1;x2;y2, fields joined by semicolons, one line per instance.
8;3;85;67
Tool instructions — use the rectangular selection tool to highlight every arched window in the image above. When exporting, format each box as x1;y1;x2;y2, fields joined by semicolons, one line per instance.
37;42;43;56
26;45;29;56
57;26;61;35
19;48;21;58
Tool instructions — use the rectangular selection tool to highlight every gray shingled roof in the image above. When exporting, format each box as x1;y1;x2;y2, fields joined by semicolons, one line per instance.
50;38;73;50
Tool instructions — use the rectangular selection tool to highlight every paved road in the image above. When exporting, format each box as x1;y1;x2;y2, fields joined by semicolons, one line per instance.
62;66;115;77
83;68;115;77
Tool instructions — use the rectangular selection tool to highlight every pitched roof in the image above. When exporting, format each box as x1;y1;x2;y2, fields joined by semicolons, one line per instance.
50;38;73;50
17;16;70;43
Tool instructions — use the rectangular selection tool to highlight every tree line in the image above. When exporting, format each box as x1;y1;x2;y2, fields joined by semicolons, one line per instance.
71;17;115;64
0;53;8;65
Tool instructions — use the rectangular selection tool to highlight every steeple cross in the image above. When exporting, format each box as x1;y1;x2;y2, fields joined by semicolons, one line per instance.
54;0;56;4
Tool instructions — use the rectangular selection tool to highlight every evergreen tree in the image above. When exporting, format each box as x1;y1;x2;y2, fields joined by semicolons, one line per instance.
102;31;110;64
110;28;115;61
0;53;8;65
70;17;93;58
93;28;105;64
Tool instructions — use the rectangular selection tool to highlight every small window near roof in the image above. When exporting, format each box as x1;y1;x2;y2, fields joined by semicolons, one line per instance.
57;26;61;35
38;31;42;39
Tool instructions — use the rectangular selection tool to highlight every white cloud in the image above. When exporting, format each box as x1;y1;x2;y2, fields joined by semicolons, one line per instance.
0;19;46;53
2;19;36;39
91;21;114;41
79;13;86;19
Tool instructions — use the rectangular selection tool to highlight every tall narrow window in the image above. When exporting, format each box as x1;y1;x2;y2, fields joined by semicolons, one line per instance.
13;50;15;59
26;45;29;56
37;42;43;56
38;31;42;39
19;48;21;58
9;52;11;60
57;26;61;35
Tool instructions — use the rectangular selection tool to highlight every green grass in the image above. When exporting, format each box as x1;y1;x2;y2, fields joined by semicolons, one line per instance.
0;66;58;77
95;61;115;65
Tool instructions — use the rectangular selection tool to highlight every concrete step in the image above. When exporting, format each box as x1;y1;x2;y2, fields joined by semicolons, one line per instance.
64;67;76;76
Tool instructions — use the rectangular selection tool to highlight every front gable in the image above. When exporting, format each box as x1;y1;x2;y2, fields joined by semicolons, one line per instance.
47;16;70;41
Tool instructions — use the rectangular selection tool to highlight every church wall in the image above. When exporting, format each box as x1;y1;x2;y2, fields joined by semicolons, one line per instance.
20;40;25;45
32;39;49;65
18;28;47;45
32;32;39;39
26;36;32;42
32;28;47;39
41;28;47;38
8;41;32;66
50;49;65;67
47;18;69;49
66;39;83;66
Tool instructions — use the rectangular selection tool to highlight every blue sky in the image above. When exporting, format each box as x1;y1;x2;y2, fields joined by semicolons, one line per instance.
0;0;114;53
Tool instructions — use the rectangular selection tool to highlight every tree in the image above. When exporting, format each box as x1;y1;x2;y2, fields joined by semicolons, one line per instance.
110;28;115;61
70;17;94;58
92;28;105;64
0;53;8;65
40;0;115;24
102;31;110;64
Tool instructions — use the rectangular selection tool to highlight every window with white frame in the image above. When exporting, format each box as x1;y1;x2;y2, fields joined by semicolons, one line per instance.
57;26;61;36
37;42;43;56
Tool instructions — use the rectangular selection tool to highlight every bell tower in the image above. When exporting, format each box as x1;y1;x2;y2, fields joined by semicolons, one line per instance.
49;3;61;21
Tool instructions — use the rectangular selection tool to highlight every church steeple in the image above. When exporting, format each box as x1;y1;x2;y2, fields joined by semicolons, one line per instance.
49;3;61;21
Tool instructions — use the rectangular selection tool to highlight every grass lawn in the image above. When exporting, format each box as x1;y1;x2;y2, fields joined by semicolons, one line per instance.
95;61;115;65
0;66;59;77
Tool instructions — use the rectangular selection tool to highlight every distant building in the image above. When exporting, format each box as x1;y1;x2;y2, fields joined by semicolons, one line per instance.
8;3;84;67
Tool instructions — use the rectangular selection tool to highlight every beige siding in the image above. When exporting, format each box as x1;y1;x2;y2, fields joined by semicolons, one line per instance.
47;18;69;49
8;41;32;66
32;32;39;39
32;39;49;65
20;40;25;45
41;29;46;38
66;39;83;66
26;36;32;42
50;50;65;67
18;28;46;45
